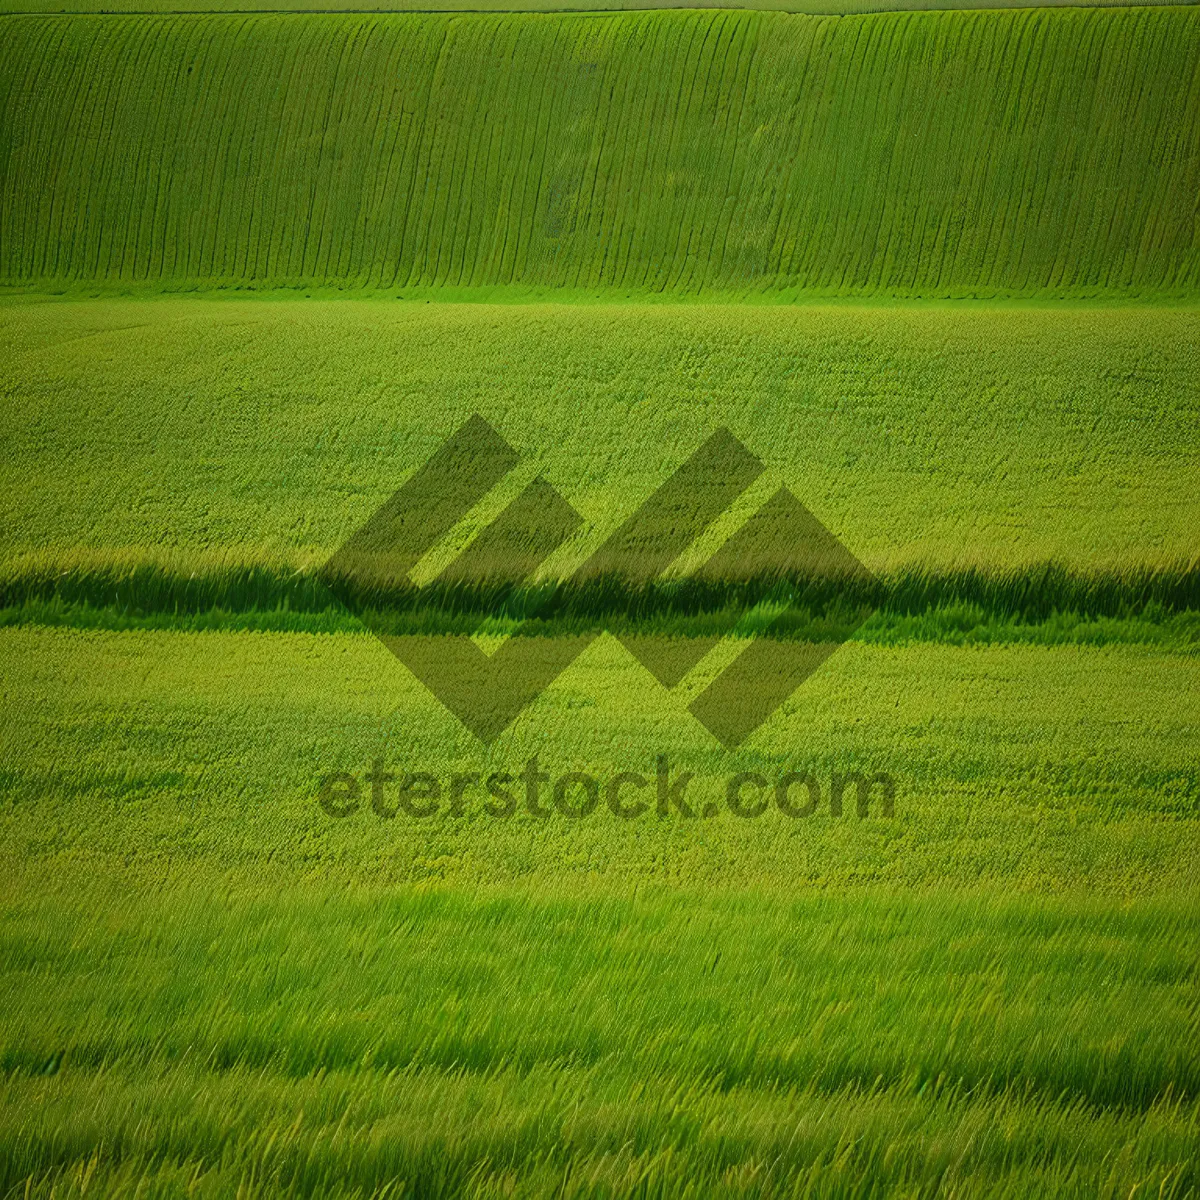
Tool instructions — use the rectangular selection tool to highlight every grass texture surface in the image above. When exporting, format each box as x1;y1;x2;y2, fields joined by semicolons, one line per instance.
2;5;1198;1189
2;8;1198;297
3;621;1198;1192
1;298;1196;574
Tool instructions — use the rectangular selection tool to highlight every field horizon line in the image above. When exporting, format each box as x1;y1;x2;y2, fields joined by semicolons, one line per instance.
3;1;1198;17
5;284;1200;308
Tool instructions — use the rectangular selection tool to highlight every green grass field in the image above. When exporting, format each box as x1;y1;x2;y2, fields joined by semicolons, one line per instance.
2;298;1197;572
2;882;1195;1197
1;295;1197;1195
2;8;1198;298
2;2;1198;1195
2;622;1198;1194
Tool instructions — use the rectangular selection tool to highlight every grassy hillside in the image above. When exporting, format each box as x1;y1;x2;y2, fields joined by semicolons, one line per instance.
2;8;1199;298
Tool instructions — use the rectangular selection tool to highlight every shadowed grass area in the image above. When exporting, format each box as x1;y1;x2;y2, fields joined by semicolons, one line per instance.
6;597;1200;649
6;559;1200;618
2;560;1198;646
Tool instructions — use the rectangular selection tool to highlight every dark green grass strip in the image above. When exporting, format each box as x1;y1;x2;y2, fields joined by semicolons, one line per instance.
2;601;1194;649
4;598;1200;650
1;885;1197;1114
3;561;1197;619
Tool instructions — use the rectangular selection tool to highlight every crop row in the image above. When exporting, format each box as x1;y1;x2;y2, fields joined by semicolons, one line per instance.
2;8;1198;295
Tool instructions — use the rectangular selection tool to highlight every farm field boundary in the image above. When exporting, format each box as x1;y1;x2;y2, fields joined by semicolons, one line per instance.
2;561;1199;649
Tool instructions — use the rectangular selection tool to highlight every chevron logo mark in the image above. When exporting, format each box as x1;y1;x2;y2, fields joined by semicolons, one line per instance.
320;416;875;747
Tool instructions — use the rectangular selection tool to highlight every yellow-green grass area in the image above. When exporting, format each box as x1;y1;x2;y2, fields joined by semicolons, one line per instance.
1;297;1197;577
3;626;1198;888
2;8;1198;299
1;621;1198;1196
1;295;1198;1195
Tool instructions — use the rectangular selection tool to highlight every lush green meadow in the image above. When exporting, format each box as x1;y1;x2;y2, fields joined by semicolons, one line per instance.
4;622;1198;888
1;620;1198;1195
2;8;1198;298
1;298;1196;573
1;882;1196;1198
1;294;1198;1193
2;0;1199;1191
